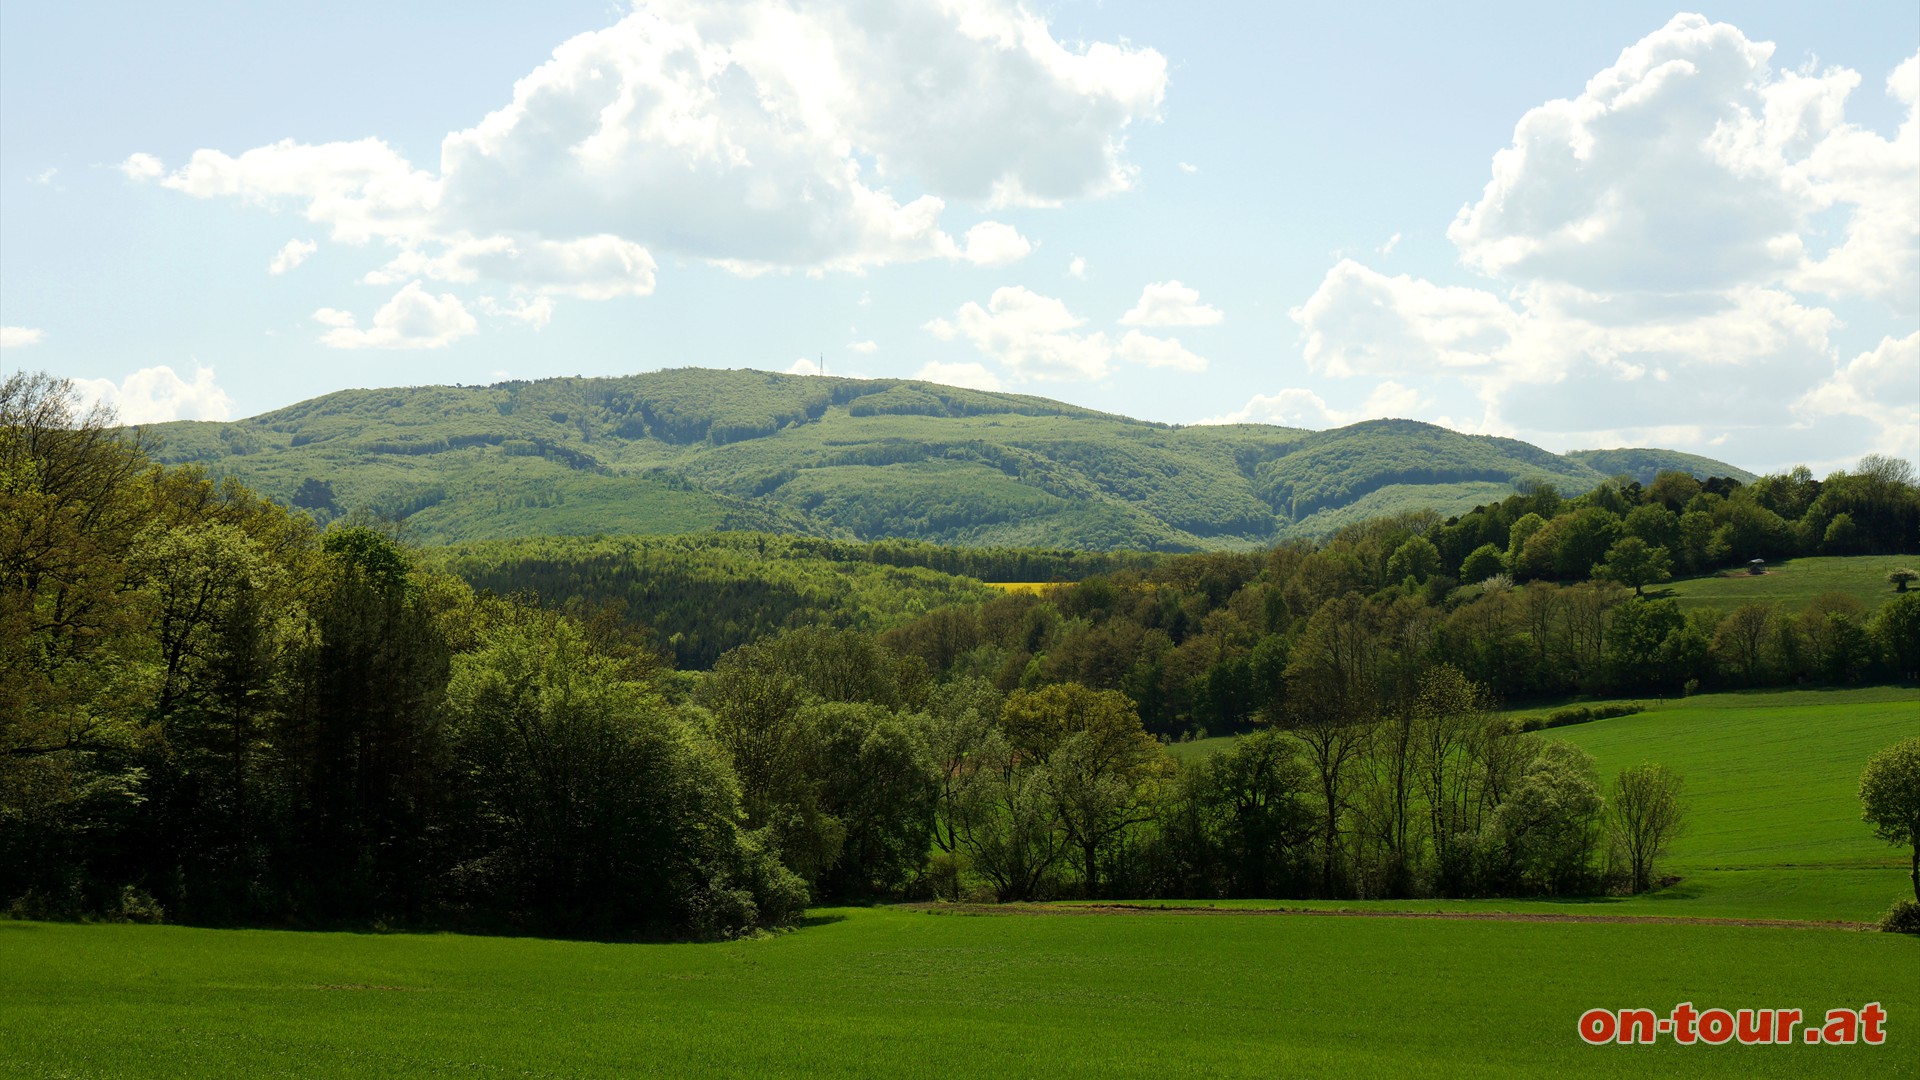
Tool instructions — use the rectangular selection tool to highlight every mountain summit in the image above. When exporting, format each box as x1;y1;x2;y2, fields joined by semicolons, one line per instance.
142;368;1753;550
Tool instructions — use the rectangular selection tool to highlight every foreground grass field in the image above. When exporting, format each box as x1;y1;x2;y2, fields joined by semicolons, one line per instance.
3;692;1913;1076
3;908;1913;1078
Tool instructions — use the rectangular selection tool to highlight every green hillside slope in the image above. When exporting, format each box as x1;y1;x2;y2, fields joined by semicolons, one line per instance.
141;368;1752;550
1657;555;1918;615
1164;686;1919;921
1565;447;1759;485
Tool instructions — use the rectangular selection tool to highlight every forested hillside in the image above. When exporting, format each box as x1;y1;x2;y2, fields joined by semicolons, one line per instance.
140;368;1753;550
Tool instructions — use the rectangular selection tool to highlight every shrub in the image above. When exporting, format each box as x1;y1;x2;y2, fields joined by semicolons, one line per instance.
1879;898;1920;934
1512;703;1644;732
111;886;166;924
925;851;965;902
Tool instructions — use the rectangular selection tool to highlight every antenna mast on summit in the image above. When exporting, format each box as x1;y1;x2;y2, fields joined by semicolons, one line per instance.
820;352;827;378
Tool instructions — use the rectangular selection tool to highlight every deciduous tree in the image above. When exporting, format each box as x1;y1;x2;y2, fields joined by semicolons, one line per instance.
1860;738;1920;903
1610;764;1686;893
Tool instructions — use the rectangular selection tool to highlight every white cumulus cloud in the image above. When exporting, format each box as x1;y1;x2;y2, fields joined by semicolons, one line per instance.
915;360;1002;391
364;234;656;299
1448;15;1917;311
269;239;318;275
1;326;46;348
962;222;1033;267
1203;381;1420;429
1115;330;1206;372
117;153;164;181
479;295;556;328
1787;52;1920;312
1292;260;1516;377
927;286;1111;381
124;0;1166;331
69;365;232;424
1119;280;1223;327
1233;17;1918;469
316;281;477;349
1794;332;1920;462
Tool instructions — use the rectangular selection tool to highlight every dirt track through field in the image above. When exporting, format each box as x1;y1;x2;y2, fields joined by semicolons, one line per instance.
908;902;1876;931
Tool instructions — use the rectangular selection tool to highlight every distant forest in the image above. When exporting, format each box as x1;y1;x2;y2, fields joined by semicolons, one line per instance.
6;371;1917;938
139;366;1757;551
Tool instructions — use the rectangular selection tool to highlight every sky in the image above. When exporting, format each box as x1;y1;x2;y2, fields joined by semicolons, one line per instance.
2;1;1916;474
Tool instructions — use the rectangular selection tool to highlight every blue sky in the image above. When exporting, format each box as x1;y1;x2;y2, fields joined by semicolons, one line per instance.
2;1;1915;473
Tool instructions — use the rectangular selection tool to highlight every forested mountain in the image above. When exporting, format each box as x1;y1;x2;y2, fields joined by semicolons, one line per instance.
142;368;1754;551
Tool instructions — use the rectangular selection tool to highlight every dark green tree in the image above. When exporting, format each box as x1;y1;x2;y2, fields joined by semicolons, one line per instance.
1859;739;1920;903
1594;536;1672;596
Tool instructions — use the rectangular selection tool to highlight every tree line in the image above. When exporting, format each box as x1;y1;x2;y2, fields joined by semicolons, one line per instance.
7;369;1916;931
3;373;802;937
876;469;1919;736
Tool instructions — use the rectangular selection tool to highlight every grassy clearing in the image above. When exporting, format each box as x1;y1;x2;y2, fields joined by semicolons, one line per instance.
983;581;1061;594
1654;555;1916;615
1156;687;1919;921
1167;733;1244;763
1549;690;1913;869
3;908;1913;1078
1545;686;1917;922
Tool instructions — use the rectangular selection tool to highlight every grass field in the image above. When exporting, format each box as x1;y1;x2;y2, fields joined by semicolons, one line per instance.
1654;555;1916;615
1158;686;1919;921
4;686;1913;1076
3;908;1913;1078
1547;686;1917;923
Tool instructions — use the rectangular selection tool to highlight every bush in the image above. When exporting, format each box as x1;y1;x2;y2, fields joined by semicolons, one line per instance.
1512;703;1645;732
111;886;166;924
925;851;965;902
1879;898;1920;934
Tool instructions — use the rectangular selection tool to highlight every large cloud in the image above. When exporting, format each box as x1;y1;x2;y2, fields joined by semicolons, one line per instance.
315;282;477;349
1794;332;1920;462
1445;15;1916;305
127;0;1162;339
915;360;1003;391
70;365;232;424
1205;382;1421;429
1119;280;1224;327
1292;261;1515;377
1788;53;1920;312
926;286;1111;381
1115;330;1207;372
269;239;317;275
1222;16;1918;470
925;284;1218;382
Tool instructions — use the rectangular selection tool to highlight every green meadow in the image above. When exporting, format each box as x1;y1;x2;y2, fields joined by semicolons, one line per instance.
1160;686;1919;922
3;907;1914;1079
1656;555;1916;615
5;685;1916;1078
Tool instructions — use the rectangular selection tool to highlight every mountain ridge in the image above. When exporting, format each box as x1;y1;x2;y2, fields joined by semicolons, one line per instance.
140;367;1756;551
